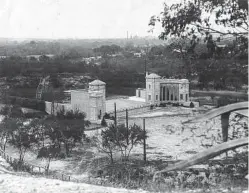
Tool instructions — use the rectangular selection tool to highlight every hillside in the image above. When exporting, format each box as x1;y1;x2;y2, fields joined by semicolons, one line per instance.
0;156;148;193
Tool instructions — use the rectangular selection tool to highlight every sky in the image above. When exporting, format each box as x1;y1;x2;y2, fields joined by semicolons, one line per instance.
0;0;177;39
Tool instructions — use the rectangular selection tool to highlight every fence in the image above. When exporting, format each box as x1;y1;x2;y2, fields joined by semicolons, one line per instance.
108;104;152;119
0;148;80;183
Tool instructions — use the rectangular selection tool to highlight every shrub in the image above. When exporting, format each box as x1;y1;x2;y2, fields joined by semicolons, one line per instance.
95;123;147;162
101;117;107;127
103;113;111;119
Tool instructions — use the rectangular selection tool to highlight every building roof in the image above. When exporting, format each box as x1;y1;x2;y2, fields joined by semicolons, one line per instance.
89;79;106;86
146;73;161;79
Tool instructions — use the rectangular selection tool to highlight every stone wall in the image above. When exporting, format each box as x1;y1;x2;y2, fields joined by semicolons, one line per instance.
108;104;151;118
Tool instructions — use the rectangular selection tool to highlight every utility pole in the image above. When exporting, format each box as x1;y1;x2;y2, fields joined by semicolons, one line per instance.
144;49;147;88
126;109;129;145
114;102;117;127
143;118;146;163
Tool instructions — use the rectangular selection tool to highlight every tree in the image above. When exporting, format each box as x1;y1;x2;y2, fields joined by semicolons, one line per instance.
9;124;39;162
0;105;24;151
149;0;248;41
101;117;107;127
37;146;62;173
95;123;147;162
44;108;91;156
149;0;248;80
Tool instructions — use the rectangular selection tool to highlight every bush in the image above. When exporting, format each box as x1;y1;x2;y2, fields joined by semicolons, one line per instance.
190;102;195;108
97;123;147;162
101;117;107;127
7;96;45;111
103;113;111;119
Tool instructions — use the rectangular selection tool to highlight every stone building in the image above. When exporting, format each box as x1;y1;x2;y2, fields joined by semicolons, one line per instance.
136;73;190;105
71;80;106;121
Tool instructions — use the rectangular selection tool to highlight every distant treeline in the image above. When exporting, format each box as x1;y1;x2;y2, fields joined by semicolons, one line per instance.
0;40;247;95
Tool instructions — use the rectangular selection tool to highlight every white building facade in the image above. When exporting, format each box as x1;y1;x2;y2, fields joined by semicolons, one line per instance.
71;80;106;121
136;73;190;105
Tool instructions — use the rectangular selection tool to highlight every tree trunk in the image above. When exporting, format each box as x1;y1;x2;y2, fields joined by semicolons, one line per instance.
46;157;51;174
153;138;248;181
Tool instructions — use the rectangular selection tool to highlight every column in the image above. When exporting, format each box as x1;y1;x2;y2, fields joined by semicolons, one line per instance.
168;86;171;101
161;86;163;101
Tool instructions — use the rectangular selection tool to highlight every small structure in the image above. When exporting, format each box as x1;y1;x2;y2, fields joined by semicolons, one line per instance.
136;72;190;105
71;79;106;121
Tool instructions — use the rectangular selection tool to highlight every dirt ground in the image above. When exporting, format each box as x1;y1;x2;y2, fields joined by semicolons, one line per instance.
2;104;248;187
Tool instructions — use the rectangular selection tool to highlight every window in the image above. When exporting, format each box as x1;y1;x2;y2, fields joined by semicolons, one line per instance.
186;94;188;101
148;95;151;101
180;94;183;100
156;95;158;100
149;84;151;89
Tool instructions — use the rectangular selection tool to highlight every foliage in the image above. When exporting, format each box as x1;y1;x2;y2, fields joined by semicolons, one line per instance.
8;121;39;162
94;123;147;162
93;44;122;57
149;0;248;40
0;105;40;163
88;157;248;192
149;0;248;82
0;105;24;151
37;146;64;172
43;108;91;156
101;117;107;127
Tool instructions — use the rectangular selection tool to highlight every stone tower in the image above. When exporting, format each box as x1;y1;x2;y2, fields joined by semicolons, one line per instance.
88;80;106;121
146;73;161;105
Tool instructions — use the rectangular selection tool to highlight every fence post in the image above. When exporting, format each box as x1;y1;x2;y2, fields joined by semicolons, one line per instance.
126;109;129;145
62;174;64;181
114;102;117;126
143;118;146;163
68;176;70;181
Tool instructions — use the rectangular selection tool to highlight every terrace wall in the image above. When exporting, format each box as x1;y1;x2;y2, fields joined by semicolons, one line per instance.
108;104;152;118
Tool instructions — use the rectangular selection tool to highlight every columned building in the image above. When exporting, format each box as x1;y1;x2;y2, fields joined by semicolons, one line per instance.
137;73;189;105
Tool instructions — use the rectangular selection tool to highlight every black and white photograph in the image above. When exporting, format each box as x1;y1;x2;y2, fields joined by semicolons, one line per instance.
0;0;248;192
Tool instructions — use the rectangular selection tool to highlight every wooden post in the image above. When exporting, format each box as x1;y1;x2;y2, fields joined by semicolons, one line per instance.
126;109;129;145
221;112;230;157
114;103;117;126
143;118;146;163
68;176;70;181
221;112;230;142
